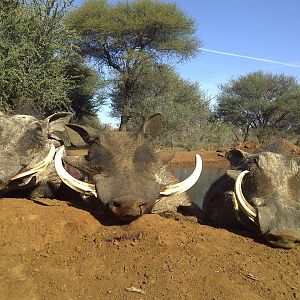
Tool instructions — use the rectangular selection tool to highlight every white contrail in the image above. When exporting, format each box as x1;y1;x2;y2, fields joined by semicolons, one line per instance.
200;48;300;68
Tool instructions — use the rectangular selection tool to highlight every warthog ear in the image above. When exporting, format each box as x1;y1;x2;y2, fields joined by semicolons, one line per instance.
140;113;164;139
45;112;73;125
226;149;249;168
46;112;73;146
64;124;98;147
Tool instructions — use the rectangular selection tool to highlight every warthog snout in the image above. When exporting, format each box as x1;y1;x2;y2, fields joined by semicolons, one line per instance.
108;197;149;219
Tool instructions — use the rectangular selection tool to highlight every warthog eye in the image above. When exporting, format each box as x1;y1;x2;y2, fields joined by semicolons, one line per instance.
134;146;156;165
17;123;45;155
87;143;112;165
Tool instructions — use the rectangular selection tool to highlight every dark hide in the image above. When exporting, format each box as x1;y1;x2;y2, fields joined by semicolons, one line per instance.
203;145;300;249
63;114;178;221
0;112;72;197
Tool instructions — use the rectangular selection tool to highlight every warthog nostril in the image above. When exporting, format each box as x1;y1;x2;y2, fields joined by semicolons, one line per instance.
107;199;149;219
266;234;280;242
112;201;121;208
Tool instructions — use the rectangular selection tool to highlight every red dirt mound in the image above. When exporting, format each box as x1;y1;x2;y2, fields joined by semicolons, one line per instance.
234;140;262;152
260;138;300;158
234;138;300;157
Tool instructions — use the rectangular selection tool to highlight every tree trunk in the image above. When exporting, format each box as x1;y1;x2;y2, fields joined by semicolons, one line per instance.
243;125;250;142
231;128;240;142
118;95;132;131
119;114;130;131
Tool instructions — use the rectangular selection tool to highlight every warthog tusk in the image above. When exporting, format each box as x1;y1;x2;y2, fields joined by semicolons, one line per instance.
234;170;257;221
55;146;97;197
160;154;202;196
11;143;56;180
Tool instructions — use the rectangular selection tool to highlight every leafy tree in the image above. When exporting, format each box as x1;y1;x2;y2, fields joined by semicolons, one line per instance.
66;0;200;130
65;57;106;122
215;71;300;142
113;65;212;148
109;64;177;120
0;0;75;114
111;65;235;150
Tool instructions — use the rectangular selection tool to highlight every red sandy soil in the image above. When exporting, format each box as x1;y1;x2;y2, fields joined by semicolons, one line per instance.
0;141;300;299
169;149;229;168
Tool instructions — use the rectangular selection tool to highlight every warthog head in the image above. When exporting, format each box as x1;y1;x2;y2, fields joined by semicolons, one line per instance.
204;148;300;249
0;112;72;195
55;114;202;220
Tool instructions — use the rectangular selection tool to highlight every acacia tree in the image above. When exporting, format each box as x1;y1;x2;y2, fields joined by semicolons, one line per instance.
66;0;200;130
111;65;214;148
65;57;105;122
119;65;211;129
215;71;300;142
0;0;76;114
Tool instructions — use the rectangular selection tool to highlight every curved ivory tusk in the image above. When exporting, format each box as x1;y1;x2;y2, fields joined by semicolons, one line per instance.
160;154;202;196
11;143;56;180
54;146;97;197
234;170;257;221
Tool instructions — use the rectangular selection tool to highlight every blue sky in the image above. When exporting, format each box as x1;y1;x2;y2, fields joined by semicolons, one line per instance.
72;0;300;125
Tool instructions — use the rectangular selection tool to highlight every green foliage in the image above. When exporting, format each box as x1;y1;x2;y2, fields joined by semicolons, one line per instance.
74;114;102;129
65;57;106;121
0;0;75;114
119;66;208;124
117;65;235;150
66;0;200;130
215;71;300;142
67;0;199;61
107;64;237;150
